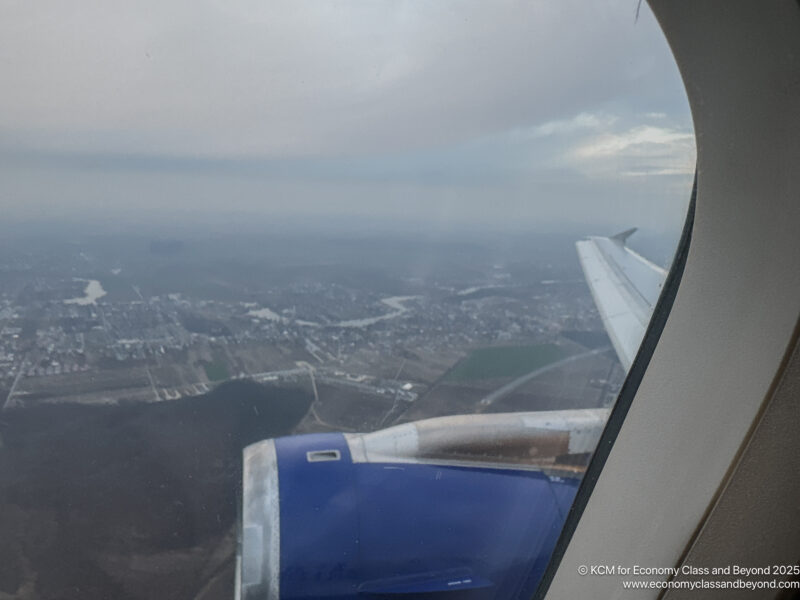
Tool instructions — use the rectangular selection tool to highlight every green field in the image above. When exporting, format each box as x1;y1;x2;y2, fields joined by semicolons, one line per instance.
202;360;230;382
444;343;569;382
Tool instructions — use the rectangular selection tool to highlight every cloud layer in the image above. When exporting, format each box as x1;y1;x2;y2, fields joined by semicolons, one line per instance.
0;0;695;234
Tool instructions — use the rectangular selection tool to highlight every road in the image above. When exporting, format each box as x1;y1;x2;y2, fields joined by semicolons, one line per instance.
296;361;359;431
145;365;160;401
3;366;25;411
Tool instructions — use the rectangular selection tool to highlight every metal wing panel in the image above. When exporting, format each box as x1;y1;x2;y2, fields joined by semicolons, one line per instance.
576;234;666;371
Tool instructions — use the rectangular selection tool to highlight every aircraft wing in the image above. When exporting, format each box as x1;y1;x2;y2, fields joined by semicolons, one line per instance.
576;228;667;370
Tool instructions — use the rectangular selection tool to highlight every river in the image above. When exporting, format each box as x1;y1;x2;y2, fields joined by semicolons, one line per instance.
247;295;419;329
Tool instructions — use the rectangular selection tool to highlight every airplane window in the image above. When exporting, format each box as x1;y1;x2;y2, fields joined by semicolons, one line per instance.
0;1;694;599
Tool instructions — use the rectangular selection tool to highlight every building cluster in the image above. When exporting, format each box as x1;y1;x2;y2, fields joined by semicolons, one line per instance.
0;262;602;401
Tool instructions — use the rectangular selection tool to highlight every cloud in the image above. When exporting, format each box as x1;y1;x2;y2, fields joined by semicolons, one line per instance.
568;124;695;179
0;0;696;234
0;0;689;158
574;125;694;157
527;113;619;138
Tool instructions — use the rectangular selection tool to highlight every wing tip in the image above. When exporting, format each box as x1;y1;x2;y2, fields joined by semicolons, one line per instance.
610;227;638;245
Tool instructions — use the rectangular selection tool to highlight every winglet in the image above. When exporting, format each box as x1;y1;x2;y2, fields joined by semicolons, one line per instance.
610;227;638;246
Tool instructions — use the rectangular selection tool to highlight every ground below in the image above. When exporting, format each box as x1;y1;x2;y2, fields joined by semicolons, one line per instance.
0;380;312;600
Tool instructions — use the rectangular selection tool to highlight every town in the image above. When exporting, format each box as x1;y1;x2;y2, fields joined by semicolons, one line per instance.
0;230;622;430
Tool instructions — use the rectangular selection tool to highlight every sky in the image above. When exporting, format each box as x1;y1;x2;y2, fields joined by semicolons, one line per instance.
0;0;695;236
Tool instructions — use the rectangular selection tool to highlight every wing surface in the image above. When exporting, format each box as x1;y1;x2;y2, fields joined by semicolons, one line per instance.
576;229;667;370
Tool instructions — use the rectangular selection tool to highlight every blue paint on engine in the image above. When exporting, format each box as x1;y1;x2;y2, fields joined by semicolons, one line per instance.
274;433;579;599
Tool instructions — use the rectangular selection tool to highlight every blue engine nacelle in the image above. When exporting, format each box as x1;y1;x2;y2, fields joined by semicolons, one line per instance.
238;410;607;600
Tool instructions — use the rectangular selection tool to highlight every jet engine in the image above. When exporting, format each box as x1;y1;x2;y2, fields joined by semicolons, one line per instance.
237;410;606;600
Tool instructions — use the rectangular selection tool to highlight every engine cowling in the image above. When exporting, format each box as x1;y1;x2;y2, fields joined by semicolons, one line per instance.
237;410;606;600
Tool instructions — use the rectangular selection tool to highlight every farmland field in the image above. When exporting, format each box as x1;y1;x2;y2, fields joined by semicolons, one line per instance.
444;343;569;382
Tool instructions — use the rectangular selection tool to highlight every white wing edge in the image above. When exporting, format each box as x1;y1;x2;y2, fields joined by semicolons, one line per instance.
576;232;667;371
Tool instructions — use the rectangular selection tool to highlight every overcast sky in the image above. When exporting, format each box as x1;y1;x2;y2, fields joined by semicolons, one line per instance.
0;0;695;236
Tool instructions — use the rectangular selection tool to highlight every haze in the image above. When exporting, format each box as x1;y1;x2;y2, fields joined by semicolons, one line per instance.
0;0;694;236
